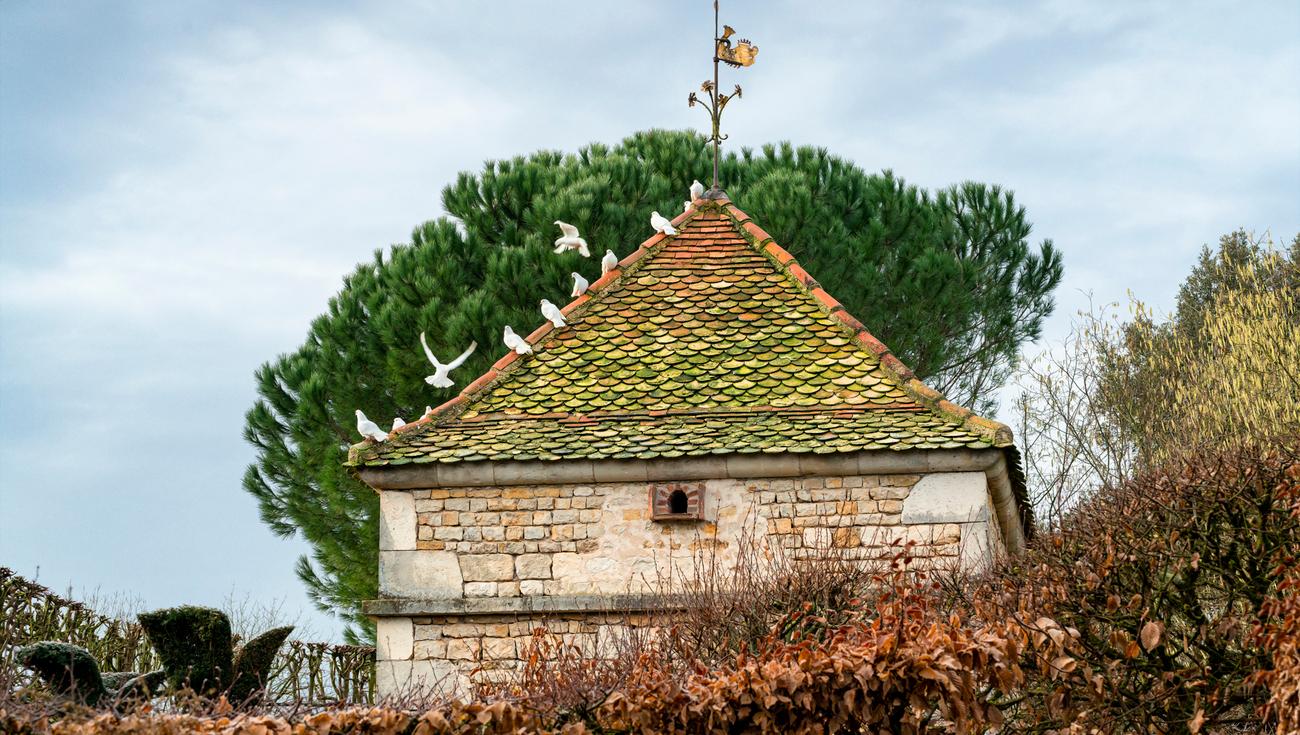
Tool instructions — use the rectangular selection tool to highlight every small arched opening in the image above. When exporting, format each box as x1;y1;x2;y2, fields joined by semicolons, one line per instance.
668;489;689;515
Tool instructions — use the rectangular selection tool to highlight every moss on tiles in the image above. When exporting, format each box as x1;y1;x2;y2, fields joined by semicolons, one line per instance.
352;208;1006;466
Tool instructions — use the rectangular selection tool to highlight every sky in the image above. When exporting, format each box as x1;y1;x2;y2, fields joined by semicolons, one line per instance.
2;0;1297;641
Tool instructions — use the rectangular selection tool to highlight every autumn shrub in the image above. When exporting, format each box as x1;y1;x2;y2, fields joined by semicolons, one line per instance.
0;702;554;735
1248;459;1300;733
3;565;1027;734
972;443;1300;733
659;526;882;668
597;565;1026;735
471;528;883;723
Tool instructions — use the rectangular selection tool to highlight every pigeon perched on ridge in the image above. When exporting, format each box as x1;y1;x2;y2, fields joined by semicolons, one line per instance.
650;211;677;236
424;406;433;415
689;179;705;201
503;325;532;355
552;221;590;257
355;410;388;442
420;332;477;389
571;272;589;297
391;417;406;430
683;200;691;213
601;249;618;276
540;299;567;328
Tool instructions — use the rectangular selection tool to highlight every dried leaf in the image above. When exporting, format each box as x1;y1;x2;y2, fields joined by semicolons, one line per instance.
1140;621;1164;652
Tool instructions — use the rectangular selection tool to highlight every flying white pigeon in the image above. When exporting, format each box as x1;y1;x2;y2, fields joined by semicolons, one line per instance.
420;332;477;389
571;272;589;297
391;417;406;431
540;299;567;328
503;325;532;355
689;179;705;201
601;249;618;276
355;409;388;442
552;221;591;257
650;211;677;236
683;200;691;213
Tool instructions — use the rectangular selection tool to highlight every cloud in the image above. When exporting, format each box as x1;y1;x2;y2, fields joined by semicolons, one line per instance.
0;11;526;637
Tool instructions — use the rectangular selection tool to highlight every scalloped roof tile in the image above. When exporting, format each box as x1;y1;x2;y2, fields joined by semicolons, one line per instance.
350;198;1014;467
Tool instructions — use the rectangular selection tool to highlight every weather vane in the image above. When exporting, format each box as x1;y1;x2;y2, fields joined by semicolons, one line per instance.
688;0;758;196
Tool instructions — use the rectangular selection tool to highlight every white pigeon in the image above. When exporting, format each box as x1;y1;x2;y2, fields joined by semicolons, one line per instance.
570;272;589;297
601;249;618;276
354;409;388;442
683;200;691;213
503;325;532;355
650;211;677;236
689;179;705;201
552;221;591;257
391;417;406;431
423;405;433;416
540;299;567;328
420;332;477;389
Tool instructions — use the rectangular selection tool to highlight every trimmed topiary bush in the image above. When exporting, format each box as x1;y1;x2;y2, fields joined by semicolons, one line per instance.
16;642;107;705
97;672;137;692
106;670;167;703
134;605;293;705
137;605;233;696
228;625;294;704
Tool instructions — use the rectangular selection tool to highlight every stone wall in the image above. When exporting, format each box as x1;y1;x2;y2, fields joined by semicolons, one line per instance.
379;471;994;599
373;470;999;692
376;612;656;694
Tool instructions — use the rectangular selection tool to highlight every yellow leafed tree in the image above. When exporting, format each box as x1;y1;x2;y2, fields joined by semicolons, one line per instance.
1015;231;1299;523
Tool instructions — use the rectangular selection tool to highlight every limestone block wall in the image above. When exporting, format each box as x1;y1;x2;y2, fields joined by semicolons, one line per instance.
378;471;997;600
375;612;656;694
373;469;1001;693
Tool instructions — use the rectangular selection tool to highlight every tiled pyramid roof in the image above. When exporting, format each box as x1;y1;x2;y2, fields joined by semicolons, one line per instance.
349;198;1014;467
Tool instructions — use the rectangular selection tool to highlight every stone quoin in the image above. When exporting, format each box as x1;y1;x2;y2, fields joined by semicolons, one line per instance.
348;196;1030;695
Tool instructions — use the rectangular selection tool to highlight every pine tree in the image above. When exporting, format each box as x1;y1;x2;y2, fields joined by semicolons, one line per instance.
243;130;1062;639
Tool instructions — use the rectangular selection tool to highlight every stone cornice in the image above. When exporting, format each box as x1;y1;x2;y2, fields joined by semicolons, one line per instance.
358;448;1001;490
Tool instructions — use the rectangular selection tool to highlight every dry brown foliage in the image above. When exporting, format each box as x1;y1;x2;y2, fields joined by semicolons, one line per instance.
1247;460;1300;733
6;449;1295;733
597;569;1025;735
969;443;1300;733
2;568;1028;734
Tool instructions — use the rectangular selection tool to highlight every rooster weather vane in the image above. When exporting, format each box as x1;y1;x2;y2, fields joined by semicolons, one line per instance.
688;0;758;195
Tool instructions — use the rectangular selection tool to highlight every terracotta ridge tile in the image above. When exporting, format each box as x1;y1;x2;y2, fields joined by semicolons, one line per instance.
764;241;796;265
560;294;590;316
879;353;915;381
525;323;553;344
741;220;774;244
809;287;842;311
403;394;469;431
461;368;500;396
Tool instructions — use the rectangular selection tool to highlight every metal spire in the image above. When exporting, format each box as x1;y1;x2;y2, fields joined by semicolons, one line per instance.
688;0;758;197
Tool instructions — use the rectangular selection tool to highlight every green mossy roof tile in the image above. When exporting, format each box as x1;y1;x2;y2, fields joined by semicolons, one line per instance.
349;199;1013;467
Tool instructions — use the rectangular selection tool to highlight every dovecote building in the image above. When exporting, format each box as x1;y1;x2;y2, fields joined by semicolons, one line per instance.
348;196;1030;695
